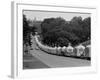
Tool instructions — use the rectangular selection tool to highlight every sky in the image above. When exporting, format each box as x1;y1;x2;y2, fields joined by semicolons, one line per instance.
23;10;90;21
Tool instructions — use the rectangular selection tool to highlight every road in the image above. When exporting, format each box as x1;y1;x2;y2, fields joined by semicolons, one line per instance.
23;53;49;69
30;36;91;68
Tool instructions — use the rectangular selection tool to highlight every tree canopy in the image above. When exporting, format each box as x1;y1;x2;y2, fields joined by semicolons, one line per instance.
41;16;91;47
23;15;37;45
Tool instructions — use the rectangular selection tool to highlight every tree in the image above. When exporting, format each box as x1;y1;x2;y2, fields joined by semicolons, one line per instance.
23;15;31;45
41;16;91;47
82;17;91;40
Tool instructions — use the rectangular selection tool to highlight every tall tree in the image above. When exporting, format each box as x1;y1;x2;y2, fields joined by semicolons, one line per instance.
41;16;91;46
23;15;31;45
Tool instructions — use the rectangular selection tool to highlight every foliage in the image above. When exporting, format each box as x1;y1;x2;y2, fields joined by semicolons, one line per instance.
23;15;36;46
41;16;91;47
23;15;30;44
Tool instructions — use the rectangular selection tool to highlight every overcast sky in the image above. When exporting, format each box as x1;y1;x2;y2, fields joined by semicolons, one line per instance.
23;10;90;21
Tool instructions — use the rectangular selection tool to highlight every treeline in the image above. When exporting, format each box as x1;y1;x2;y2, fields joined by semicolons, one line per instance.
23;15;36;46
23;14;91;47
41;16;91;47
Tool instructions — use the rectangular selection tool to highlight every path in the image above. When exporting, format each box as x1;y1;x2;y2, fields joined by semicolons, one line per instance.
30;36;91;68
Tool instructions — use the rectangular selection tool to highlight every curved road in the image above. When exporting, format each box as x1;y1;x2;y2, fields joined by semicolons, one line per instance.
30;36;91;68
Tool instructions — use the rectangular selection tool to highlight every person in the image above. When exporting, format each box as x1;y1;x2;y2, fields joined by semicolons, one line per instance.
85;45;91;57
75;44;85;57
62;46;66;56
53;46;57;54
57;46;62;55
66;43;74;56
